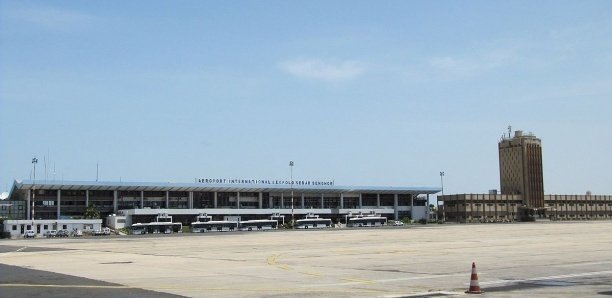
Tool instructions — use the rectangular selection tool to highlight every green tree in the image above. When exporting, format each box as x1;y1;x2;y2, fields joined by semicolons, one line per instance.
84;205;101;219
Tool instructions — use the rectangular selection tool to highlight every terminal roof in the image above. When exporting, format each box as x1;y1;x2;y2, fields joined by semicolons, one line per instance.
11;180;441;196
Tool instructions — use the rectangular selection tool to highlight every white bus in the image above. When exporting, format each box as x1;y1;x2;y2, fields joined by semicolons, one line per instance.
239;219;278;231
296;218;332;229
148;222;182;234
130;222;182;234
347;216;387;227
191;221;239;232
131;223;147;235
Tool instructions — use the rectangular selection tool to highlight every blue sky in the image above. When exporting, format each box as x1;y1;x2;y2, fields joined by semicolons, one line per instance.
1;1;611;198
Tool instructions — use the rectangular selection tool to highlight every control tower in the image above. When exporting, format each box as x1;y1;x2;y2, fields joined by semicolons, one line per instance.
499;129;544;219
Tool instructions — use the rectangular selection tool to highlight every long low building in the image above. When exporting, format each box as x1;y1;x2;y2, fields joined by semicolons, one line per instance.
1;219;102;239
6;180;441;226
439;193;612;222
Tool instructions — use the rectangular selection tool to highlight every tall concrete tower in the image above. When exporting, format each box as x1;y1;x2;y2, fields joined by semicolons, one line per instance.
498;130;544;209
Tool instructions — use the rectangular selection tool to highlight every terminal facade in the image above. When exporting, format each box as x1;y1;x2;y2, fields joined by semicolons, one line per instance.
5;180;440;227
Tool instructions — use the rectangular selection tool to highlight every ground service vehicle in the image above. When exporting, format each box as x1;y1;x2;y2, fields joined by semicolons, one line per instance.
93;227;111;236
24;230;36;238
239;219;278;231
347;216;388;227
56;230;70;237
131;224;147;235
191;221;238;232
296;217;332;229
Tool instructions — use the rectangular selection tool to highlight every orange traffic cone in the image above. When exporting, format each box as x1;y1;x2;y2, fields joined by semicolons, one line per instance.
465;262;484;294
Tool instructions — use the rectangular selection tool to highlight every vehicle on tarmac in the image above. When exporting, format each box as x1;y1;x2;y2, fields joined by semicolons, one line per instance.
347;216;387;227
239;219;278;231
131;223;147;235
93;227;111;236
56;230;70;237
191;220;238;232
24;230;36;238
296;214;332;229
71;229;83;237
393;220;404;226
44;230;58;237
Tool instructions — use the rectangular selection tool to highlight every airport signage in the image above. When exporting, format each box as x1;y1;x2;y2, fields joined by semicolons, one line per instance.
197;178;334;186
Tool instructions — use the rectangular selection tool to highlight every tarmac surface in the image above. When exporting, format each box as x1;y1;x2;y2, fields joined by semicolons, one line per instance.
1;221;612;297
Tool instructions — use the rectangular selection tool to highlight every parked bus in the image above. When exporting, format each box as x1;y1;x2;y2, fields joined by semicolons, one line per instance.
130;222;182;234
148;222;182;234
239;219;278;231
347;216;387;227
296;215;332;229
191;221;239;232
131;223;147;235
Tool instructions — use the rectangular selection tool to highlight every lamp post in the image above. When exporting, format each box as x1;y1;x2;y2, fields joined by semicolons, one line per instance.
32;157;38;224
289;161;294;228
439;171;445;222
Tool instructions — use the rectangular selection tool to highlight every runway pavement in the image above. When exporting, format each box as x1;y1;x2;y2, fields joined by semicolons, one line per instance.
1;221;611;297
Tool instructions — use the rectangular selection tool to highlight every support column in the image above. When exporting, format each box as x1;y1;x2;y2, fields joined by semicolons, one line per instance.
258;192;263;209
494;194;498;220
269;195;273;209
281;193;284;208
410;194;414;221
86;190;89;208
301;193;305;209
393;194;398;220
340;194;344;209
236;192;240;209
358;193;362;209
189;192;193;209
213;192;218;208
165;191;169;209
376;194;380;208
321;194;324;209
27;189;31;220
57;189;61;219
140;191;144;209
113;190;118;213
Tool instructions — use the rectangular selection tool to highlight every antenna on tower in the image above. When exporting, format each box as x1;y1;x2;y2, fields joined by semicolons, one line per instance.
96;161;99;182
44;155;47;181
508;125;512;138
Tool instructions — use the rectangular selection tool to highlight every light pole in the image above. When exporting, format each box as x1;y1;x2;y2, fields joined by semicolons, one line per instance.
439;171;445;222
289;161;294;228
32;157;38;224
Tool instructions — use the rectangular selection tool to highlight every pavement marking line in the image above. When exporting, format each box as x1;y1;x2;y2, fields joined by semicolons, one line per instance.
266;253;294;271
375;273;467;283
266;254;278;265
123;284;386;294
479;270;612;286
381;291;466;298
15;247;27;252
308;273;466;288
277;264;293;270
0;284;130;289
553;261;612;268
299;270;323;277
340;277;376;285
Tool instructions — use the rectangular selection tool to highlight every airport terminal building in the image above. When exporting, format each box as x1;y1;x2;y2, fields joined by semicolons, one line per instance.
6;179;440;227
